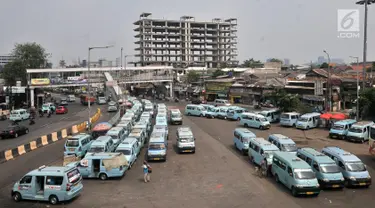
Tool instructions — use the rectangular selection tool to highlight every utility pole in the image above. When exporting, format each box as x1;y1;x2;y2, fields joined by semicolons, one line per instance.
323;50;332;111
350;56;360;120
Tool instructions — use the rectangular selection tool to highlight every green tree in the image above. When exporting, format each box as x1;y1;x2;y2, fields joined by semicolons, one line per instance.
186;71;200;83
59;59;66;68
241;58;264;68
212;69;225;77
268;58;283;63
358;88;375;119
266;89;303;112
320;62;329;69
2;42;49;85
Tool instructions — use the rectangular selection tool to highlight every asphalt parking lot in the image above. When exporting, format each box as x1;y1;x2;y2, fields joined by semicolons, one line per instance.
1;102;374;208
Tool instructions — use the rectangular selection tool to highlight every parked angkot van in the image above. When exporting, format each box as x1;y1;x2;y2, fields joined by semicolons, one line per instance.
296;148;344;189
240;112;270;130
248;137;280;174
64;133;93;158
346;121;374;143
259;109;281;123
280;112;300;127
271;152;320;197
329;119;356;140
295;113;321;130
268;134;297;154
233;128;256;155
12;165;83;205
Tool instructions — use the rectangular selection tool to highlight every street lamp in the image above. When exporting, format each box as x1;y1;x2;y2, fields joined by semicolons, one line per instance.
356;0;375;87
323;50;332;111
350;56;360;120
87;45;114;132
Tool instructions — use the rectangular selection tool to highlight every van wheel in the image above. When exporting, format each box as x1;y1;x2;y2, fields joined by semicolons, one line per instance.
187;113;191;116
49;195;59;205
99;173;108;180
224;116;227;120
244;123;248;127
12;192;22;202
275;174;280;183
199;114;203;117
291;187;298;196
259;126;264;130
306;126;310;129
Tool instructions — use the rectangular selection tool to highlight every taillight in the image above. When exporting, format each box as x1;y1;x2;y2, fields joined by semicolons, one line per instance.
9;130;14;134
66;183;71;191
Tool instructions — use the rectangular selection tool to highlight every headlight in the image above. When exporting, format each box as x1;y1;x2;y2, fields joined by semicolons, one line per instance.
367;175;371;179
147;152;152;156
160;152;166;155
316;184;320;187
323;179;329;182
349;176;356;181
341;177;345;181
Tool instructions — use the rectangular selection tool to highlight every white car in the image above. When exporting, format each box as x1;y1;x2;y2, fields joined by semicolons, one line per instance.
107;101;118;112
98;97;107;105
67;95;76;102
9;109;30;121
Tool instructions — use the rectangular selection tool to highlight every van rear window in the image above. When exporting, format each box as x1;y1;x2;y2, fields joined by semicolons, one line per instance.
67;168;81;183
66;140;79;147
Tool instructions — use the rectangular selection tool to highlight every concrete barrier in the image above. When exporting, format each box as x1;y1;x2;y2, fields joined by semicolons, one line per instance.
0;108;101;164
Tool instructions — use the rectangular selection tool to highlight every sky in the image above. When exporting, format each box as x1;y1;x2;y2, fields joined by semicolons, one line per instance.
0;0;374;66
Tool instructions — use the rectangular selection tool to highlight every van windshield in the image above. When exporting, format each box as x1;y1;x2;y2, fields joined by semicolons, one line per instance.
298;117;308;122
280;114;289;119
66;140;79;147
332;124;344;130
179;136;194;143
171;113;181;118
116;149;131;155
294;169;316;179
349;127;362;133
92;130;108;139
108;135;119;140
208;108;216;112
281;144;298;152
88;146;104;153
346;162;366;172
149;143;166;150
258;117;268;122
319;163;341;173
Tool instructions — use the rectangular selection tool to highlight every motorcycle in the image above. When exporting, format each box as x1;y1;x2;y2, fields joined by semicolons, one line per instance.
29;117;35;125
47;111;52;118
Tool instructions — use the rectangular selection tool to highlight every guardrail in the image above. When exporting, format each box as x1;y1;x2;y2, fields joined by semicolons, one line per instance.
0;108;102;164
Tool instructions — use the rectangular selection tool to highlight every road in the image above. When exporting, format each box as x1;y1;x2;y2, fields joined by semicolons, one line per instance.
0;97;107;152
0;102;374;207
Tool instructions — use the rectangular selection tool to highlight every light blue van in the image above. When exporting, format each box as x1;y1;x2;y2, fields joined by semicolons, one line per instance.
115;137;139;168
200;104;215;111
151;130;168;142
322;146;371;188
271;152;320;197
87;136;116;153
216;106;230;119
155;119;169;138
204;106;219;119
146;135;168;162
106;127;127;147
185;104;206;117
134;121;151;136
116;121;132;134
75;152;128;180
297;148;344;189
268;134;297;153
346;121;374;143
12;165;83;205
121;113;136;125
259;109;281;123
240;112;271;130
233;128;256;155
295;113;321;130
329;119;356;140
280;112;300;127
227;107;248;121
248;137;280;173
129;128;147;148
64;133;93;158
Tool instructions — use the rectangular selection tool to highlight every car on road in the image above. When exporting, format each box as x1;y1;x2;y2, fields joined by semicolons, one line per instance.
41;103;56;114
68;94;76;102
212;99;231;107
0;124;29;139
97;96;107;105
60;98;68;106
9;109;30;121
107;101;118;112
56;106;68;114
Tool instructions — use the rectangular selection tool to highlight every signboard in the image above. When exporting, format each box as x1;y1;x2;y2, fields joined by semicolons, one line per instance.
11;87;26;93
31;78;50;86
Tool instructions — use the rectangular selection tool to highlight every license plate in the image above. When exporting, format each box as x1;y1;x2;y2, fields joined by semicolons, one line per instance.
306;192;314;195
69;148;75;151
359;183;366;186
183;150;191;152
332;185;340;188
332;135;337;138
153;158;160;160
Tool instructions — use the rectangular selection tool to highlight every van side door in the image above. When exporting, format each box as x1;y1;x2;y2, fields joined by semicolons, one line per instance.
18;175;34;199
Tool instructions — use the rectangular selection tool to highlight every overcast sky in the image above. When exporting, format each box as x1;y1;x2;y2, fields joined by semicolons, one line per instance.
0;0;374;66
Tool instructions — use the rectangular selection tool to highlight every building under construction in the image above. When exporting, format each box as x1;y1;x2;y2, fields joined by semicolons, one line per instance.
133;13;238;68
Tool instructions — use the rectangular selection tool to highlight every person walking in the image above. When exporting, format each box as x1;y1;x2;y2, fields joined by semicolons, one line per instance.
142;161;152;183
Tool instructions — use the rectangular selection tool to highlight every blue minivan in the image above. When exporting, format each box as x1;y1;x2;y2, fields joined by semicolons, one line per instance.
268;134;297;154
297;148;344;189
322;146;371;188
64;133;93;158
233;128;256;155
329;119;356;140
227;107;248;121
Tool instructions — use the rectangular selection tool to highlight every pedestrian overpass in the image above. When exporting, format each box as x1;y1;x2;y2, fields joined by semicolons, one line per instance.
26;66;174;107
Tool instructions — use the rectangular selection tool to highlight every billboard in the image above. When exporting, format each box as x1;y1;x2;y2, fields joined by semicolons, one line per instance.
31;78;50;86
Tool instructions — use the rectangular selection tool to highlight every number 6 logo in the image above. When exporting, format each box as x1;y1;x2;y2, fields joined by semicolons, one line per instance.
341;11;356;30
337;9;360;32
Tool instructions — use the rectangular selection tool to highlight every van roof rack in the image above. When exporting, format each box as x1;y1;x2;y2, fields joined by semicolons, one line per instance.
38;165;47;171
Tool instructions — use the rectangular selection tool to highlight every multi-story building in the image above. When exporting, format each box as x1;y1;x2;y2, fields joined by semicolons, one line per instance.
133;12;238;68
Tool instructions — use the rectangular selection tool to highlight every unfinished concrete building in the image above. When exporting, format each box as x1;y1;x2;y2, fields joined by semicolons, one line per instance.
133;12;238;68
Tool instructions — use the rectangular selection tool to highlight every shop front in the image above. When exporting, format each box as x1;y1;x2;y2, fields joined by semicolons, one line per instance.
229;87;245;104
205;82;232;101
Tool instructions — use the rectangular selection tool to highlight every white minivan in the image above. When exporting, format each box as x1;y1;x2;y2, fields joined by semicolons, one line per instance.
9;109;30;121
